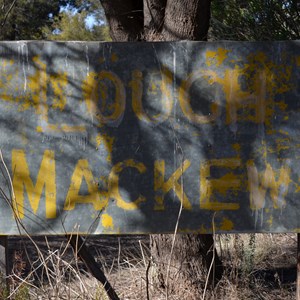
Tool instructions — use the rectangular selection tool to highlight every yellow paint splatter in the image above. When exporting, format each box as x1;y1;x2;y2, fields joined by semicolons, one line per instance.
267;215;273;227
245;52;293;96
206;48;230;67
220;218;234;231
101;213;114;229
179;217;235;233
111;53;118;62
232;143;241;153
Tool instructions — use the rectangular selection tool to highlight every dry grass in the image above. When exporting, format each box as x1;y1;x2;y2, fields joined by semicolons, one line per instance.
1;233;296;300
108;234;297;300
6;240;109;300
2;237;295;300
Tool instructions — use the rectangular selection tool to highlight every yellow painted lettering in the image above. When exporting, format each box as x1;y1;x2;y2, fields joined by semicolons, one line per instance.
200;158;241;210
28;57;81;133
247;160;291;210
108;159;146;210
28;56;48;118
131;68;173;124
83;71;126;126
0;62;16;102
64;160;107;210
28;57;68;114
95;134;114;163
154;160;191;210
12;149;56;219
224;68;267;125
179;71;220;124
49;72;68;111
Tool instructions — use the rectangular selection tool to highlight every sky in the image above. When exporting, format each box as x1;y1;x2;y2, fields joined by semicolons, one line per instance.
60;4;98;29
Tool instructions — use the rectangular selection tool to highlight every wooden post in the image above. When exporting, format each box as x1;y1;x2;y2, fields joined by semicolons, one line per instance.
0;236;9;292
0;236;9;274
297;233;300;300
68;235;120;300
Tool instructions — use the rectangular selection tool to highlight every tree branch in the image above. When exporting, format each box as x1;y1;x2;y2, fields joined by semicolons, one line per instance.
1;0;18;28
143;0;167;39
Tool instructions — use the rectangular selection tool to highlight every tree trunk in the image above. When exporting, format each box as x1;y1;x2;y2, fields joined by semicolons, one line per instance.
100;0;143;41
143;0;167;39
150;234;223;294
161;0;211;41
100;0;223;296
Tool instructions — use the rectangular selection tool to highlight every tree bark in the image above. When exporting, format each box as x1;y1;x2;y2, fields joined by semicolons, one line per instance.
150;234;223;293
143;0;167;39
161;0;211;40
100;0;222;296
100;0;143;41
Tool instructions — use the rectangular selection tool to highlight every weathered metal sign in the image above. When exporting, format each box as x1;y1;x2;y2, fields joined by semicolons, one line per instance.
0;41;299;235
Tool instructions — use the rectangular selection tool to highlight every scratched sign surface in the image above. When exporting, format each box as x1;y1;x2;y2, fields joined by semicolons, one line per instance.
0;41;299;235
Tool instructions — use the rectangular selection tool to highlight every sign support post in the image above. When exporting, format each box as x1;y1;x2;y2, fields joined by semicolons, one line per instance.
0;236;9;293
297;233;300;300
68;235;120;300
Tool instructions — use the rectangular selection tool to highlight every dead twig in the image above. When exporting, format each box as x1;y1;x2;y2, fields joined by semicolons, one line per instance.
1;0;18;28
202;212;217;300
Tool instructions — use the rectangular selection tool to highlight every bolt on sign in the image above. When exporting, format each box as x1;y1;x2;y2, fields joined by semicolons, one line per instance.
0;41;299;235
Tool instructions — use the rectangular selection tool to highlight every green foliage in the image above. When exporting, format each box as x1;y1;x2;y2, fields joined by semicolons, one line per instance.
0;274;30;300
0;0;77;40
44;10;110;41
75;0;107;25
0;0;110;41
211;0;300;41
241;233;256;279
14;284;30;300
0;273;9;299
